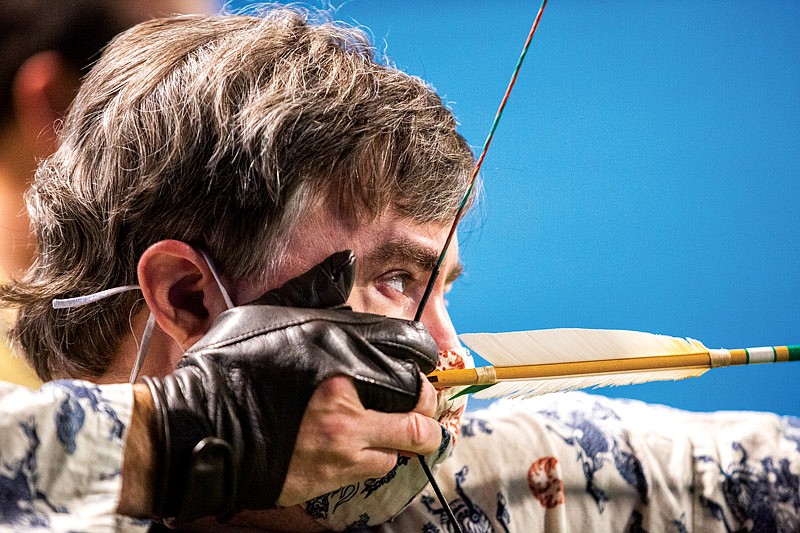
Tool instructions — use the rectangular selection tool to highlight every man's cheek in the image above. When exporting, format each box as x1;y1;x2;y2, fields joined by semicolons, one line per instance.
346;285;414;319
344;285;371;313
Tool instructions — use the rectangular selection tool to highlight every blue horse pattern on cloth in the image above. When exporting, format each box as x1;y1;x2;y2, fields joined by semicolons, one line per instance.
0;419;64;528
49;380;126;455
420;465;511;533
697;441;800;532
538;400;649;510
0;380;132;531
2;381;799;532
379;392;800;533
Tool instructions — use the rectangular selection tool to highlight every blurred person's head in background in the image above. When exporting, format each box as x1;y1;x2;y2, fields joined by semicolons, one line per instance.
0;0;215;387
1;0;216;277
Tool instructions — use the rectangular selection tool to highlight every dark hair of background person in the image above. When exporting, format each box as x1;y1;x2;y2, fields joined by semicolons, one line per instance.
0;0;135;123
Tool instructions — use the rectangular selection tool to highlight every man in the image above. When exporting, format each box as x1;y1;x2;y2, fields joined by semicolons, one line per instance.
1;8;470;531
2;8;799;533
0;0;217;387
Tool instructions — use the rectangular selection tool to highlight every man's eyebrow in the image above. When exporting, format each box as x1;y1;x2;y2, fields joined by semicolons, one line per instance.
363;239;440;273
362;239;464;284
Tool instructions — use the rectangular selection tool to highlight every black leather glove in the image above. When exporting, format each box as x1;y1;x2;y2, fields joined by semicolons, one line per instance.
143;251;438;523
247;249;355;309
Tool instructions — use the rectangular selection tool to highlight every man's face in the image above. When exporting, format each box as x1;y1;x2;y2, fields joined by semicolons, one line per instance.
235;206;463;353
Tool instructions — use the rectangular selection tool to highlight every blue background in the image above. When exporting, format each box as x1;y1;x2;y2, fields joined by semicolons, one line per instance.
229;1;800;415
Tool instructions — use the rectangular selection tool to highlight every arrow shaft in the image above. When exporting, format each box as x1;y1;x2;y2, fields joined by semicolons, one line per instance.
428;346;800;389
428;352;713;388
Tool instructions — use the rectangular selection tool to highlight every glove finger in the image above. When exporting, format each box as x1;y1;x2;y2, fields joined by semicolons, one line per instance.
352;358;421;413
247;250;355;308
364;319;439;374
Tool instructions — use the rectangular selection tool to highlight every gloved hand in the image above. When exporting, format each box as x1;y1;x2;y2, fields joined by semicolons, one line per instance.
143;251;438;523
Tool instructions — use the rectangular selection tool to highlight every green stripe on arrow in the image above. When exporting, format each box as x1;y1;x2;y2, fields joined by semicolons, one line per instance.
789;345;800;362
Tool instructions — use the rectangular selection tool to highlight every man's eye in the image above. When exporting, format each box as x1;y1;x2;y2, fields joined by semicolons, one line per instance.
383;273;408;294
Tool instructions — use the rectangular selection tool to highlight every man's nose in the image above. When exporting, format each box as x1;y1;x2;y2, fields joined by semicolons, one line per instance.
420;296;459;353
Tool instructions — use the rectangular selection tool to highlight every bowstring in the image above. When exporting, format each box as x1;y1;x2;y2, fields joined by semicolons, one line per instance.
413;3;549;532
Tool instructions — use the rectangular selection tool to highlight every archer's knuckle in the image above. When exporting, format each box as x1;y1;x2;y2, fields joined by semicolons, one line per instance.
318;375;351;398
317;415;352;446
406;413;436;450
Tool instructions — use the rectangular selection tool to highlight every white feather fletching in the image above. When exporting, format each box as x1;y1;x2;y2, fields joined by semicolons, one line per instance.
458;328;710;399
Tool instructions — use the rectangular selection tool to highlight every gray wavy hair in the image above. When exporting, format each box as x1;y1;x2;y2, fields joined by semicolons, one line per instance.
0;9;474;380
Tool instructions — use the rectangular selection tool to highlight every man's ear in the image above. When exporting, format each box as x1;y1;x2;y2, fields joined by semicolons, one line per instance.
137;240;231;349
12;51;80;157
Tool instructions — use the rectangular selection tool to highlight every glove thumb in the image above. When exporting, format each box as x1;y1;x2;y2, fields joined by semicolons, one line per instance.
246;250;355;309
